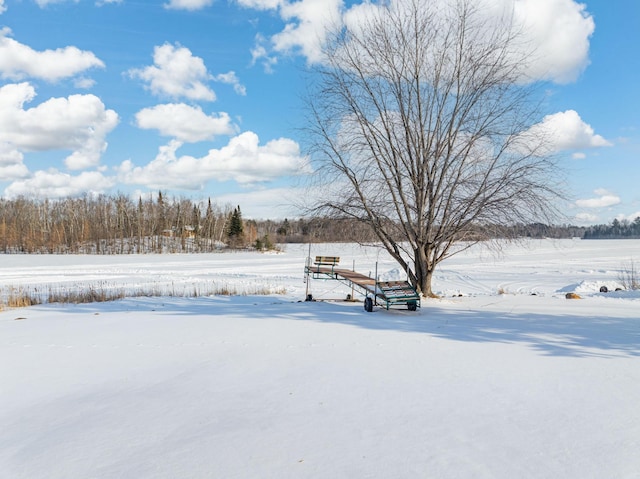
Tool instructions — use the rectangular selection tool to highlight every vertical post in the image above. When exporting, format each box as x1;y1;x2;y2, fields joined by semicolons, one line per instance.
374;261;378;306
351;259;355;300
305;243;311;299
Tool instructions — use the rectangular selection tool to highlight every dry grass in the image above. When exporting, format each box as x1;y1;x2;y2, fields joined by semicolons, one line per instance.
1;281;287;310
47;287;126;304
3;288;42;309
618;259;639;291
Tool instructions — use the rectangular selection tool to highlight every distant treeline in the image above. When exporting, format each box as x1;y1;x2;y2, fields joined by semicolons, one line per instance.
0;193;376;254
1;194;638;253
494;220;640;240
581;218;640;239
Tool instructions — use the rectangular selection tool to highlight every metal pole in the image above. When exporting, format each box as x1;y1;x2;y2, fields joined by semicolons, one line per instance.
305;243;311;299
351;259;355;300
374;261;378;306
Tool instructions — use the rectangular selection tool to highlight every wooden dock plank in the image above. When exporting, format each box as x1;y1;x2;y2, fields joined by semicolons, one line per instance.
305;262;420;310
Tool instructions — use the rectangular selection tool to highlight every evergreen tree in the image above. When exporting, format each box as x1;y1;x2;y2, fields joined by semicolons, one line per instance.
226;206;244;247
276;218;290;237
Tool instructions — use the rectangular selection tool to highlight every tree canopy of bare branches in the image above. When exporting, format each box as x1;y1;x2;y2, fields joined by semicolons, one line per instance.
305;0;564;296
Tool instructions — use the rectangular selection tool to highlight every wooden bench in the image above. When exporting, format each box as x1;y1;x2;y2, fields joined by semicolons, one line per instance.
314;256;340;266
306;256;341;278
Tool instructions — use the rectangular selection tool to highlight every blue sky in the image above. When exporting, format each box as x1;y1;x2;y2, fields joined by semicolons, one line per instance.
0;0;637;223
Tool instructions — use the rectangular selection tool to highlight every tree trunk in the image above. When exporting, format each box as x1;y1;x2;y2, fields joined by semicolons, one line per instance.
414;246;436;298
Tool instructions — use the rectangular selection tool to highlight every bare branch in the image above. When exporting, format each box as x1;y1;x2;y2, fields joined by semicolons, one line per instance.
304;0;564;296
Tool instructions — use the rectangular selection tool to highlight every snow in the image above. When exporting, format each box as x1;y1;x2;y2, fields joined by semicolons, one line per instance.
1;239;639;478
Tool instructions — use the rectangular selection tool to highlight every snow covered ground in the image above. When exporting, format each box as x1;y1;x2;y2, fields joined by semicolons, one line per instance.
1;239;639;478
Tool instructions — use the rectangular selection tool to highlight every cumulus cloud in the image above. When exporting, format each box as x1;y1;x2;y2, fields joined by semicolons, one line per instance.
129;43;216;101
271;0;342;63
517;110;611;155
214;71;247;96
214;186;304;219
135;104;238;142
250;33;279;73
74;77;97;89
164;0;214;10
576;189;621;208
543;110;611;150
34;0;67;5
34;0;122;5
0;82;119;170
237;0;283;9
510;0;594;83
0;143;29;180
574;212;599;224
247;0;342;67
0;27;104;82
246;0;593;84
625;212;640;222
0;0;6;14
4;169;115;199
117;132;311;189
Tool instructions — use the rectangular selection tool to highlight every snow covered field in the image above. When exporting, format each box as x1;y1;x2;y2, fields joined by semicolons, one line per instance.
1;239;639;478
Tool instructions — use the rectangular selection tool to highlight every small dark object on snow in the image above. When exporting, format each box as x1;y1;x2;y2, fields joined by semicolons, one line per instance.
306;294;314;302
599;286;608;293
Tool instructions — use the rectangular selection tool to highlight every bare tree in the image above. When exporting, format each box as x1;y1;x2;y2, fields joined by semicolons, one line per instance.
306;0;563;296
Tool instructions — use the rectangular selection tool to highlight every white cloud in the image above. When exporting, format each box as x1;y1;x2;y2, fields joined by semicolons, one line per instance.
237;0;283;9
164;0;214;10
510;0;594;83
0;82;119;170
246;0;593;84
545;110;611;150
0;28;104;82
571;152;587;160
129;43;216;101
34;0;66;5
135;104;238;142
214;71;247;96
117;132;311;189
4;169;115;199
271;0;342;63
0;143;29;180
74;77;97;89
34;0;122;5
250;33;278;73
0;162;29;180
576;189;621;209
214;186;303;219
0;0;6;14
574;212;598;224
247;0;342;67
518;110;611;155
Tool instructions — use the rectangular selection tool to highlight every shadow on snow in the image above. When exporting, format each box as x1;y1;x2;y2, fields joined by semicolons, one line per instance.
56;294;640;359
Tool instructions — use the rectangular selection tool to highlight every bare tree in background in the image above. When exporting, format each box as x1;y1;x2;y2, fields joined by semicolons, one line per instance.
306;0;564;297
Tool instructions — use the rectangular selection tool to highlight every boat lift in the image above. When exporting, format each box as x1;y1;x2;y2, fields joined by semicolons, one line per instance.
304;255;420;312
